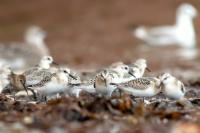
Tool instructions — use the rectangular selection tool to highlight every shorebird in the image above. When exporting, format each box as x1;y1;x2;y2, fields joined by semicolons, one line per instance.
24;25;49;56
108;62;135;83
78;63;135;97
159;73;185;100
94;69;118;97
61;68;82;97
8;71;34;100
23;56;58;86
133;3;197;49
112;77;162;101
128;58;150;79
65;62;135;97
27;68;77;99
0;25;50;70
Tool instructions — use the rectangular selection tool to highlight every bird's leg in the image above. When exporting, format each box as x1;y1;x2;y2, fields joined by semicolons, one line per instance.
8;87;12;94
44;96;47;103
119;89;122;98
27;87;37;101
13;93;16;101
23;85;29;97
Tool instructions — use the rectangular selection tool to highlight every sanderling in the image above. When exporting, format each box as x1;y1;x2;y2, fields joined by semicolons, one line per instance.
24;25;49;56
80;63;135;96
23;56;57;82
128;58;150;78
108;62;135;83
68;62;135;97
112;77;162;100
77;62;133;93
133;3;197;49
160;73;185;100
94;69;118;97
27;68;77;99
0;25;50;70
61;67;82;97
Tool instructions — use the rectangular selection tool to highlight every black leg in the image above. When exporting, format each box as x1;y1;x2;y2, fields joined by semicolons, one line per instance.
20;81;30;98
45;96;47;102
13;93;16;101
27;87;37;101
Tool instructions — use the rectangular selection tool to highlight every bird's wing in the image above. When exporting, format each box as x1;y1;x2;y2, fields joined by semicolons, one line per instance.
23;67;39;75
120;78;152;90
134;26;177;45
28;73;56;88
25;69;52;86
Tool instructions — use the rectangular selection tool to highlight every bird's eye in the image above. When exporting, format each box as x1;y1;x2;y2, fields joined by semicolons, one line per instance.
64;70;67;73
124;67;128;70
163;77;168;80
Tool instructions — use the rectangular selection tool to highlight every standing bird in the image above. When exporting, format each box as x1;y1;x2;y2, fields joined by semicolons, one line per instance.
160;73;185;100
23;56;58;86
112;77;162;102
133;3;197;49
94;69;118;97
76;62;134;96
8;72;35;100
0;25;50;70
108;62;135;83
27;68;76;99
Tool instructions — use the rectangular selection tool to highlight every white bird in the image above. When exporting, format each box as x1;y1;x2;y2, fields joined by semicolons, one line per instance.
108;62;135;83
24;25;49;56
128;58;150;79
62;68;82;97
113;77;162;98
94;69;117;97
27;68;76;98
160;73;185;100
0;25;50;70
134;3;197;49
75;62;135;96
23;56;58;86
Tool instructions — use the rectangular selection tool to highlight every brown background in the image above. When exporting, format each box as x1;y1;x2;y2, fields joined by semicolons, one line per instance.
0;0;199;69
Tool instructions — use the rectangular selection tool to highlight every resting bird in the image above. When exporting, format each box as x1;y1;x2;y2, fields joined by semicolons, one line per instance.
133;3;197;49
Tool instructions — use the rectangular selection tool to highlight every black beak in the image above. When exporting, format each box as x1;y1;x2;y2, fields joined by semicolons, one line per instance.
52;61;59;66
146;67;151;72
110;83;117;86
69;74;77;80
128;69;136;78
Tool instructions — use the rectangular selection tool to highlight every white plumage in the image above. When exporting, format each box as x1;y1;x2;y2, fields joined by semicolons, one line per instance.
134;3;197;49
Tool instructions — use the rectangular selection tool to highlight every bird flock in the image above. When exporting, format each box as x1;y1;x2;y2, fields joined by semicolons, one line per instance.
0;3;197;103
0;56;186;103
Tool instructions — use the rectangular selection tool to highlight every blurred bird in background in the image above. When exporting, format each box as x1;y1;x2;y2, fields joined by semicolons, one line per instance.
0;25;50;71
133;3;198;59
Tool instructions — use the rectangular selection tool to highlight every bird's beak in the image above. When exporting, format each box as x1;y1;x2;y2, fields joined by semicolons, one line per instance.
146;67;151;72
69;74;77;80
110;83;117;86
52;61;59;66
128;69;136;78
